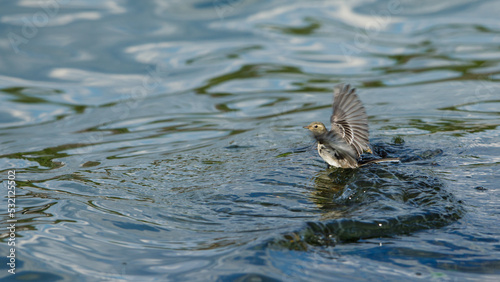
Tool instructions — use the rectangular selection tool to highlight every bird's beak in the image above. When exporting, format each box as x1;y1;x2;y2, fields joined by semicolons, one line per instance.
303;125;309;129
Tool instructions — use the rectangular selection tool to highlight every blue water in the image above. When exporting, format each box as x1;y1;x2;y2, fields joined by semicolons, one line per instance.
1;0;499;281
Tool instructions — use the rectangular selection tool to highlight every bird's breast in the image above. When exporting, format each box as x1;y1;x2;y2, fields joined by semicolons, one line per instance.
317;143;358;168
317;143;342;167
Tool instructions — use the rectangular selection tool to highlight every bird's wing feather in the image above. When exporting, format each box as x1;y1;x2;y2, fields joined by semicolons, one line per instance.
330;84;370;157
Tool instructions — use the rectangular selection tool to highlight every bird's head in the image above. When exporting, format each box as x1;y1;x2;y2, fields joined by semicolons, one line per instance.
303;122;328;136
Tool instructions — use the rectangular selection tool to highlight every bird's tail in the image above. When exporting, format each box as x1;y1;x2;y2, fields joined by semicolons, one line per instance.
359;158;400;167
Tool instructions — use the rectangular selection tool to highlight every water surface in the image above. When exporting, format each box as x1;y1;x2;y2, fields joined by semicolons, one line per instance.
1;0;499;281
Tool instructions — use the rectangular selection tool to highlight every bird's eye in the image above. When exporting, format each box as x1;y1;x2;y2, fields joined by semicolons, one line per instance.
314;125;318;128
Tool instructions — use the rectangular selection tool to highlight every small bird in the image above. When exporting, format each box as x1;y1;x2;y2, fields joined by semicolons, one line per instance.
304;84;398;168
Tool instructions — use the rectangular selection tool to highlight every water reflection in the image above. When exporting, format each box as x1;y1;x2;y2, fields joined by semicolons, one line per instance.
264;140;466;254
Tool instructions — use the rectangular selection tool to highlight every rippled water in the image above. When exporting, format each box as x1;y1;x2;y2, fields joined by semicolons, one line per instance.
1;0;500;281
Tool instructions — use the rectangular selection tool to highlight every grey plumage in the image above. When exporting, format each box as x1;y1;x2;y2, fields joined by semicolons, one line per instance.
304;84;372;168
330;84;371;157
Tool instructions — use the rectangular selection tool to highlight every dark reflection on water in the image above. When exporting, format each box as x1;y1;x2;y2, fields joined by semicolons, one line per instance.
274;143;464;250
1;0;500;280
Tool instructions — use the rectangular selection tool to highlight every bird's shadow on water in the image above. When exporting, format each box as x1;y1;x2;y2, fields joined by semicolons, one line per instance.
272;140;464;250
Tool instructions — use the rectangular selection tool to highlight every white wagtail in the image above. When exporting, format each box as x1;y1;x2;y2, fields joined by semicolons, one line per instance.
304;84;398;168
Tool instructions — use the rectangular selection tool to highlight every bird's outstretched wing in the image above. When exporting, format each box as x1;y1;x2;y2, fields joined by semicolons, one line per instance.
330;84;370;157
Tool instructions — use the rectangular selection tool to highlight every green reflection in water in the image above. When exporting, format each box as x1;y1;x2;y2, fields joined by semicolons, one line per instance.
1;86;87;114
409;118;497;136
260;17;321;35
1;146;72;170
196;64;305;94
